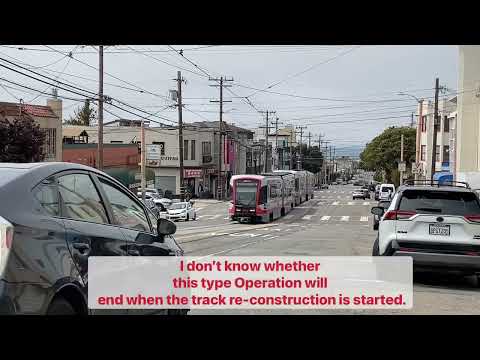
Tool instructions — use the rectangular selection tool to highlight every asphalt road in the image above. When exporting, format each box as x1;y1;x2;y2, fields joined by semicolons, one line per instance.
174;185;480;315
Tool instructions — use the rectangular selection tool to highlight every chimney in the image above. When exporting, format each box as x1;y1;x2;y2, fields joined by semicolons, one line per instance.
47;97;62;123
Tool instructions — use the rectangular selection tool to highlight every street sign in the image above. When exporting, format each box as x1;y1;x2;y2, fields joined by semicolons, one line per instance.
398;162;406;172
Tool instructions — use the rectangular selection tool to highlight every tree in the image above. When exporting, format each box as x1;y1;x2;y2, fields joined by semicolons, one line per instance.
359;126;416;186
64;100;96;126
0;115;45;162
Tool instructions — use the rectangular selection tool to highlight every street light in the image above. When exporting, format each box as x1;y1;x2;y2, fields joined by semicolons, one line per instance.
398;92;421;103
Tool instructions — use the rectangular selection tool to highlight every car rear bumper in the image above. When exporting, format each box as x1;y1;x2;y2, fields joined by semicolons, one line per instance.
167;214;187;220
390;241;480;271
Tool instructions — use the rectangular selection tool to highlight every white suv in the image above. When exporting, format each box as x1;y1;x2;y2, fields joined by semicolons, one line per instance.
371;181;480;278
378;183;395;201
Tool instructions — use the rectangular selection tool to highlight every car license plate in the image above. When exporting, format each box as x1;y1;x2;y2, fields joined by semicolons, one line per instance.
429;224;450;236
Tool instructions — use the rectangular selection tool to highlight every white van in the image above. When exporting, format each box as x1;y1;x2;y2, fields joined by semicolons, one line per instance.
379;183;395;201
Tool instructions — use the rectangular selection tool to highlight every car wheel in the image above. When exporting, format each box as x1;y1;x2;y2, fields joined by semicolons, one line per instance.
186;214;189;221
47;297;76;315
372;236;380;256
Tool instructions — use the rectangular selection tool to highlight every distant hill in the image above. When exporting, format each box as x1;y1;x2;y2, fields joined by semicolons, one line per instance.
334;145;365;158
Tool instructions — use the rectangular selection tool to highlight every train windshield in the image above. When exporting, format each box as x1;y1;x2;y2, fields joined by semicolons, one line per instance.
235;182;258;207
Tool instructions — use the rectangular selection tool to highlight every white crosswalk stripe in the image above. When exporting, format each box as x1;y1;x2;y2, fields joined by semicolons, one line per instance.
360;216;369;222
363;202;370;205
332;201;339;205
347;201;354;205
284;214;294;219
340;216;349;221
302;215;313;220
320;216;331;221
223;217;230;220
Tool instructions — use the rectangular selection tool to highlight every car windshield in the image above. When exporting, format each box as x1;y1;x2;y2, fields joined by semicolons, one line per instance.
236;183;257;206
398;190;480;215
382;187;394;192
170;203;186;210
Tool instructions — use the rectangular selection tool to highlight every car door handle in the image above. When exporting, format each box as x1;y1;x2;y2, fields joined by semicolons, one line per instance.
128;249;141;256
72;243;90;253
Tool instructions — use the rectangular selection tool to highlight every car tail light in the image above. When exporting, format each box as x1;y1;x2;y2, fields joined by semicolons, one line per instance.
384;210;416;220
464;215;480;223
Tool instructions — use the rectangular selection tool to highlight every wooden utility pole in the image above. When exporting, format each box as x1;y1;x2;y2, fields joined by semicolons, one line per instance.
400;133;404;186
97;45;104;170
176;71;185;200
271;117;282;170
140;120;146;202
431;77;440;182
415;100;424;181
307;132;312;149
296;125;307;170
210;76;233;199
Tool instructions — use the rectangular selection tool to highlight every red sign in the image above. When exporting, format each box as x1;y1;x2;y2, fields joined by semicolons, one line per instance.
184;169;203;178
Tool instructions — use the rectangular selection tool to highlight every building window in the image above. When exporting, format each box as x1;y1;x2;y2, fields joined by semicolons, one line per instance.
191;140;196;160
152;141;165;155
41;128;56;158
443;145;450;163
436;145;440;162
444;116;449;133
202;141;211;155
421;145;426;161
421;116;427;132
184;140;189;160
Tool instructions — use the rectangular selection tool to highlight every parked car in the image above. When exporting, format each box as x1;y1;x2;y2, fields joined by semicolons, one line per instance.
371;181;480;280
137;188;161;198
321;184;329;189
374;184;381;201
379;183;395;201
352;189;366;200
362;188;371;199
0;162;185;315
372;200;391;230
167;201;196;221
332;182;338;185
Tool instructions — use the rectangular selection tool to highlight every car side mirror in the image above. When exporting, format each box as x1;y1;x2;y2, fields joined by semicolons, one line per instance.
157;218;176;236
371;206;385;216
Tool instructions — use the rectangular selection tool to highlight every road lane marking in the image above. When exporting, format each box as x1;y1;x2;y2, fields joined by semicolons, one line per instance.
302;215;313;220
363;202;370;205
340;216;349;221
332;201;339;205
348;201;354;205
360;216;369;222
284;214;294;219
223;216;230;220
320;216;331;221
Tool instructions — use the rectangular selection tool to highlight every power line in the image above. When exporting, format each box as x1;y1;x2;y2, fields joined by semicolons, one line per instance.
44;45;171;101
246;46;361;98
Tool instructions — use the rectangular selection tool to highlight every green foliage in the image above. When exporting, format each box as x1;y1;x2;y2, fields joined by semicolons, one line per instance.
294;144;323;173
0;116;45;162
360;126;416;185
64;100;96;126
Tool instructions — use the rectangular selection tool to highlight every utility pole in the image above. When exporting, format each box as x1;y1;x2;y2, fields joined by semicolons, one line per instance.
431;77;440;182
400;133;404;186
140;120;146;202
410;112;414;128
97;45;104;170
259;110;276;173
210;76;233;200
271;117;282;170
296;125;307;170
175;71;185;201
307;132;312;149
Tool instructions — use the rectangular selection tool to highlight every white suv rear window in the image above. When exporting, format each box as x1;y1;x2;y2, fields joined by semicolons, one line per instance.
398;190;480;216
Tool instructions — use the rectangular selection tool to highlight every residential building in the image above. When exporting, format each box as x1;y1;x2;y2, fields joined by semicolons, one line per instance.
254;125;297;170
455;46;480;187
416;96;457;181
0;97;63;161
63;120;254;198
